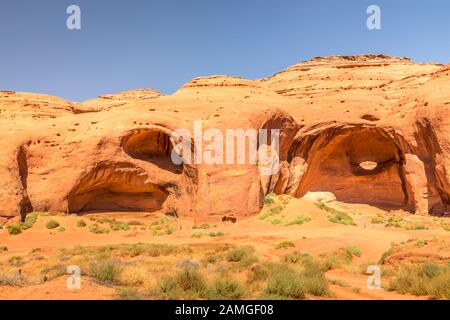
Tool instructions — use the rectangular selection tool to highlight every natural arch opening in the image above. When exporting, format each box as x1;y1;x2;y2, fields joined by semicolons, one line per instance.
295;128;409;210
67;161;168;213
122;128;182;174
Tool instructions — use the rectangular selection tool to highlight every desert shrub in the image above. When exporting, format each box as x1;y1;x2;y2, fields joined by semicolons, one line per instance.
328;211;355;226
90;260;122;284
386;216;403;228
264;193;275;205
259;212;269;220
76;220;87;227
346;246;361;258
46;220;60;229
0;245;8;252
175;268;206;292
247;264;269;283
127;220;143;226
89;224;110;234
111;221;129;231
226;246;254;262
7;224;22;235
57;227;65;232
271;218;282;225
20;212;39;230
269;205;284;215
41;264;66;281
264;265;306;299
429;272;450;299
207;278;245;300
191;231;203;238
275;241;296;250
283;252;311;264
154;268;207;299
371;216;384;224
388;263;450;298
8;256;23;267
315;201;356;226
285;215;311;226
203;255;221;264
209;231;225;237
0;271;27;286
114;287;142;300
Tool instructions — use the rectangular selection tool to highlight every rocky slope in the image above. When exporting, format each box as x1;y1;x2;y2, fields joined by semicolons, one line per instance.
0;55;448;222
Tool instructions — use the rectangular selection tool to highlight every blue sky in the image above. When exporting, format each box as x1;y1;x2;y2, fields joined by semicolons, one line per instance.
1;0;449;101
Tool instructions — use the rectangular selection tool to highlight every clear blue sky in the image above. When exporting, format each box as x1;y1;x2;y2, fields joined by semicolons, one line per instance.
1;0;449;101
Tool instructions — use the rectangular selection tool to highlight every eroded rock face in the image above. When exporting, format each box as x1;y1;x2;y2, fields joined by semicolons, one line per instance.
0;54;449;220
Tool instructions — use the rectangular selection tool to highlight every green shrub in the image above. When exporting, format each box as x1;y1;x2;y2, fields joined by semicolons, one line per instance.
328;211;355;226
346;246;361;258
226;246;253;262
127;220;143;226
283;252;311;264
207;278;245;300
76;220;87;227
111;221;129;231
269;205;284;215
271;218;282;225
8;256;22;267
371;216;384;224
90;260;122;284
21;212;39;230
153;268;207;298
275;241;296;249
89;224;110;234
315;202;356;226
264;193;275;205
285;215;311;226
191;231;203;238
264;266;306;299
7;224;22;235
388;263;450;298
247;264;269;283
46;220;60;229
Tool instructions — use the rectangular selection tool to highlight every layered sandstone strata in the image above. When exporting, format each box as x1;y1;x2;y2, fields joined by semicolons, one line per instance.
0;55;448;221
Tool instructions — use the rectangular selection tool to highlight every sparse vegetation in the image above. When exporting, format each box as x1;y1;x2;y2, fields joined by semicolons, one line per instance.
285;215;311;226
275;241;296;250
315;201;356;226
209;231;225;237
388;262;450;299
46;220;60;229
90;260;122;284
0;245;8;252
76;219;87;227
207;278;245;300
191;231;204;238
89;224;111;234
7;224;22;235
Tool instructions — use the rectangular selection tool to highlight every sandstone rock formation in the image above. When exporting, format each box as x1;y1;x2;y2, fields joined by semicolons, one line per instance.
0;55;449;221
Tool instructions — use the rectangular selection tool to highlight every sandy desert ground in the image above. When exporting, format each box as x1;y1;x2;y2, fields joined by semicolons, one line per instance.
1;195;449;300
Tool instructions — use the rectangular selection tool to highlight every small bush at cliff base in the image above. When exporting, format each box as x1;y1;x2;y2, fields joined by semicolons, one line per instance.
76;219;86;227
46;220;60;229
7;224;22;235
